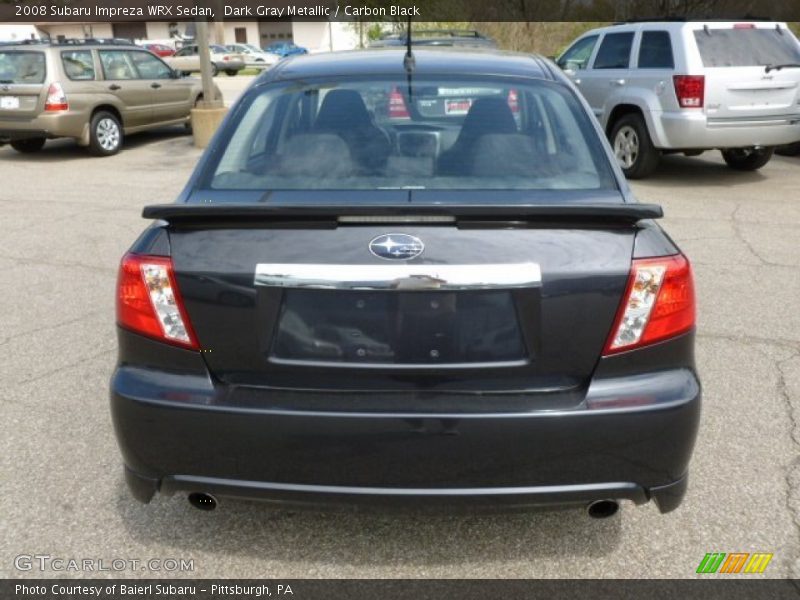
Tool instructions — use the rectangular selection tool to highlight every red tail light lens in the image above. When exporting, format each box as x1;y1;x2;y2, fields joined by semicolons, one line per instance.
116;253;199;350
603;254;695;355
44;82;68;112
673;75;705;108
388;86;410;119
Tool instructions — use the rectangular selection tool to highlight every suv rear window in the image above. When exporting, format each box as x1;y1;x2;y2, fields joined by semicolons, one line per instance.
0;51;46;84
693;27;800;67
593;32;634;69
208;77;616;192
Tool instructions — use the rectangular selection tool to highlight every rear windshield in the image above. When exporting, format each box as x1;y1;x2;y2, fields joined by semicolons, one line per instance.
693;27;800;67
0;51;46;84
208;76;616;192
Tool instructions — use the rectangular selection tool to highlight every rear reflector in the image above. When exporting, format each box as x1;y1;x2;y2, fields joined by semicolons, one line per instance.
116;253;199;350
733;23;756;29
44;82;68;112
673;75;704;108
603;254;695;355
388;86;410;119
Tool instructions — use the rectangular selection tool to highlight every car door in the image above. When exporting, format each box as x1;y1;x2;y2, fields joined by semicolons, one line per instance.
127;49;193;123
169;46;198;72
98;49;153;128
628;30;678;113
578;31;636;125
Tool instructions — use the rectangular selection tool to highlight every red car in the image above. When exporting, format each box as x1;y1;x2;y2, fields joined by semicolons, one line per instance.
142;43;175;58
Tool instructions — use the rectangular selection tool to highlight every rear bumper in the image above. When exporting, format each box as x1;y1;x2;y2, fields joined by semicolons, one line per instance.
652;111;800;149
111;340;701;514
0;110;88;141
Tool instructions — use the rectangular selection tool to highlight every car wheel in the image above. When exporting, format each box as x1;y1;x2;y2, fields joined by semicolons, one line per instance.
775;142;800;157
10;137;46;153
210;64;219;77
609;114;660;179
721;147;773;171
225;70;238;77
88;111;123;156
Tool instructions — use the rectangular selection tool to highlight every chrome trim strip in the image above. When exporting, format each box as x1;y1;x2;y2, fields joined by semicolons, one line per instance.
254;263;542;290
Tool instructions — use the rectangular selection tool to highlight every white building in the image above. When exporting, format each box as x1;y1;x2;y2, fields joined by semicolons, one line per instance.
0;24;39;42
28;20;359;53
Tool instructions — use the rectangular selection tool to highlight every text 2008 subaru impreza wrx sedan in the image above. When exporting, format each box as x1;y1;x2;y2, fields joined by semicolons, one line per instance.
110;48;700;517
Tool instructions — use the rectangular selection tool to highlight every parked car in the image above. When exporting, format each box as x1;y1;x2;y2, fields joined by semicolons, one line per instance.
263;41;307;57
141;43;175;58
225;43;279;68
166;44;245;77
557;20;800;177
112;48;700;517
0;39;214;156
370;29;497;49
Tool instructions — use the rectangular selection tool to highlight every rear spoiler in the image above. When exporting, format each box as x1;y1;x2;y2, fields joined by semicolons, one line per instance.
143;203;663;224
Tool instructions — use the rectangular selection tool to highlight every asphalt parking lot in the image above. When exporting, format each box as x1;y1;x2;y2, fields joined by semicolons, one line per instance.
1;76;799;579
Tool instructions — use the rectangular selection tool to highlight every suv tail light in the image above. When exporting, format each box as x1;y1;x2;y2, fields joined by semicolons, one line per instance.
388;86;410;119
44;82;68;112
116;253;199;350
673;75;704;108
603;254;695;355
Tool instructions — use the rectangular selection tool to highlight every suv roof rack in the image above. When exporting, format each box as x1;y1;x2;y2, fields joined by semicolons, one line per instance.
616;16;773;24
0;37;137;47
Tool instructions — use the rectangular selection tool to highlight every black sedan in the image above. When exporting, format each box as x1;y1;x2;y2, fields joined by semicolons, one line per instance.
111;48;700;517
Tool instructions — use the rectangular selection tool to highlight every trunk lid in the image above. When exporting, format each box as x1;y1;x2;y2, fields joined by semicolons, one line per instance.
150;202;657;403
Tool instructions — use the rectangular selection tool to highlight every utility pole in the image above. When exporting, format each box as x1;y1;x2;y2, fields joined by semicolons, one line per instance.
196;19;220;108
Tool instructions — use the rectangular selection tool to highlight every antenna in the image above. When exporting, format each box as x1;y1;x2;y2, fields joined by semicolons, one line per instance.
403;16;415;72
403;16;415;106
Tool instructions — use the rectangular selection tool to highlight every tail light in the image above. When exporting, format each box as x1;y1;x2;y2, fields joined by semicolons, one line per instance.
388;86;410;119
603;254;695;355
673;75;704;108
44;82;68;112
508;88;519;114
116;253;199;350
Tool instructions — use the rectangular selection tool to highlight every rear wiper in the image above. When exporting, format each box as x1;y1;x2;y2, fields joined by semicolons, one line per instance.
764;63;800;73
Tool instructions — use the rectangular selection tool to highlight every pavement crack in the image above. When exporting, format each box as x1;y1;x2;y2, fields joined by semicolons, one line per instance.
730;203;788;268
0;311;106;348
775;350;800;577
8;347;114;390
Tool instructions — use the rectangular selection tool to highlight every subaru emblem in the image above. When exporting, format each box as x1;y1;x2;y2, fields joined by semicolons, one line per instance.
369;234;424;260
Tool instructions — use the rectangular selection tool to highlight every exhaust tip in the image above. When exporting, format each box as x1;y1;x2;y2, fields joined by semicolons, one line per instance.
188;492;217;511
587;499;619;519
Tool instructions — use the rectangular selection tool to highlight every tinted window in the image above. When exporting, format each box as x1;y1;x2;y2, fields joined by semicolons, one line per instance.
99;50;136;80
61;50;95;80
693;27;800;67
558;35;599;71
0;51;46;84
593;32;634;69
638;31;674;68
207;77;616;193
129;51;171;79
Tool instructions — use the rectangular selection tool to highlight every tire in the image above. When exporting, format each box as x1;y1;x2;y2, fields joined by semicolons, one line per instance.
776;142;800;157
210;64;219;77
225;69;238;77
721;147;774;171
10;137;46;153
608;113;660;179
88;110;123;156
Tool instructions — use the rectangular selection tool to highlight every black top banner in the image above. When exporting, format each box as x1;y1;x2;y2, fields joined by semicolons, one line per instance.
1;0;799;22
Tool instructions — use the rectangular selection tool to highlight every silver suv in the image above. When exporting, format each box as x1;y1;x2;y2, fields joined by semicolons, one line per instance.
0;39;212;156
557;21;800;177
